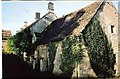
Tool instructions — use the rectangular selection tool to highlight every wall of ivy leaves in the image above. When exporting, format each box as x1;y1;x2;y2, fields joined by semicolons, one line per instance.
48;17;115;78
82;17;115;77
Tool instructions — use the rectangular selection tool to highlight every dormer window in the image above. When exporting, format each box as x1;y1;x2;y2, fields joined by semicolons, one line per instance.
111;25;114;33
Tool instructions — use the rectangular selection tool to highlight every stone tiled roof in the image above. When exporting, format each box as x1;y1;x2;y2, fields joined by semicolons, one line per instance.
34;2;104;45
72;2;102;36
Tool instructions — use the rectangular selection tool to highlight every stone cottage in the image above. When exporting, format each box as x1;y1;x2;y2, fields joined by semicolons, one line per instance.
33;1;120;78
30;2;57;36
21;2;57;70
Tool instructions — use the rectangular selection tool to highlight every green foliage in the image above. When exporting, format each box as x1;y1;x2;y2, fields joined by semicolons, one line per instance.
48;42;56;72
6;28;33;55
82;17;115;77
60;36;83;75
4;36;19;54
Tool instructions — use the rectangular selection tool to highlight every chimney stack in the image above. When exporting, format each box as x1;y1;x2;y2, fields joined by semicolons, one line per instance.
24;21;28;27
47;2;54;13
35;12;40;20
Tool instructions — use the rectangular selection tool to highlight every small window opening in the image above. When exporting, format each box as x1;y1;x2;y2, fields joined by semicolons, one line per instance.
113;54;116;63
38;50;39;53
111;25;114;33
113;54;116;58
114;70;116;74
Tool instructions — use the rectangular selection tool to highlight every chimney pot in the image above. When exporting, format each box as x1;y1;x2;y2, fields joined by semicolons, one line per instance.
24;21;28;27
48;2;54;13
35;12;40;20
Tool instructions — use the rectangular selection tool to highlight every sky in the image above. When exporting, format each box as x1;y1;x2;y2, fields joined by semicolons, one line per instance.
2;1;119;35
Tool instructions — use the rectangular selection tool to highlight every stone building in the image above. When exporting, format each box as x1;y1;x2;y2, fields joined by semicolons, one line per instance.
33;1;120;78
2;30;12;52
21;2;57;71
22;2;57;37
30;2;57;36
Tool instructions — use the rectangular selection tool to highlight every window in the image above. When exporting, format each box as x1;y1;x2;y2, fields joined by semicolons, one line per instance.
113;54;116;58
111;25;114;33
38;50;39;53
114;70;116;74
113;54;116;63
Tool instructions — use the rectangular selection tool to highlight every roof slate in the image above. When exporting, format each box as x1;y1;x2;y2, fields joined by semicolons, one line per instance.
34;2;103;45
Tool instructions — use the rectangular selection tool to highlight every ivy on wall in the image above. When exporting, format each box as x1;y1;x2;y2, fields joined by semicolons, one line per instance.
48;42;56;72
60;35;83;76
82;17;115;77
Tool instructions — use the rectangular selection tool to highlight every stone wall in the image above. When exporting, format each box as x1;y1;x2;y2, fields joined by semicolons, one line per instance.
52;37;96;77
36;45;48;71
72;43;97;78
118;14;120;76
98;2;119;76
53;42;62;74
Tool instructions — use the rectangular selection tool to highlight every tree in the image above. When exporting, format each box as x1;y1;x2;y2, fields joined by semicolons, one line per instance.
4;37;14;54
5;28;33;56
4;36;19;54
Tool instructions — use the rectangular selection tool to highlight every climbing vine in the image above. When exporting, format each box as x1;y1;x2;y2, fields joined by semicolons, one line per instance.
48;42;56;72
82;17;115;77
60;35;83;76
